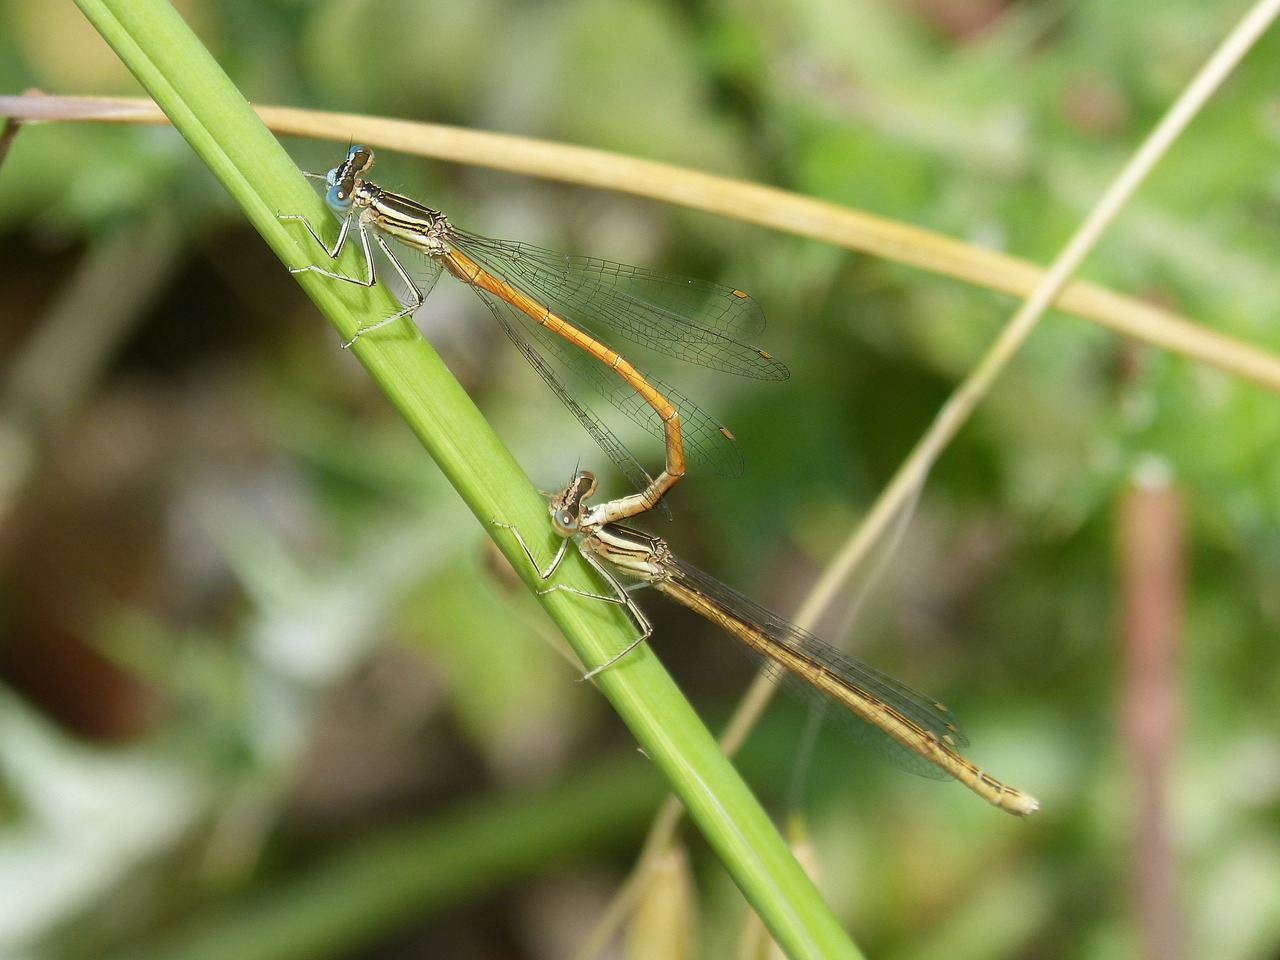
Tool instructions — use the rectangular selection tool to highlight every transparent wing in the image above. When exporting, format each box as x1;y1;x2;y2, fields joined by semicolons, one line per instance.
453;232;788;381
364;218;777;494
365;227;736;500
375;234;443;313
477;286;745;479
481;296;673;519
659;557;969;780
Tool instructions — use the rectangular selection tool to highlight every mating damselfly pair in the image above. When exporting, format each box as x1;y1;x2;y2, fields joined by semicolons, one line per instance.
281;145;1037;815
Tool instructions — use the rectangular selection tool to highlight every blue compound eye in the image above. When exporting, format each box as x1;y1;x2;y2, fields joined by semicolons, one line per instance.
326;183;352;212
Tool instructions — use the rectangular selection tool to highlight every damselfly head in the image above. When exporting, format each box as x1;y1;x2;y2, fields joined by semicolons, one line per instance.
549;471;597;536
326;144;376;198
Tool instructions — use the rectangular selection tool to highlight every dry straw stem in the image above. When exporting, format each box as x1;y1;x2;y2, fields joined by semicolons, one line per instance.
3;93;1280;397
792;0;1280;644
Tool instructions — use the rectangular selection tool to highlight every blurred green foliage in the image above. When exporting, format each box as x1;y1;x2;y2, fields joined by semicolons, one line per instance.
1;0;1278;958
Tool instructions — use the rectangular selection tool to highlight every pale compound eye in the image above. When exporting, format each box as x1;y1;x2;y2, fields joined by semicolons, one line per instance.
326;183;352;212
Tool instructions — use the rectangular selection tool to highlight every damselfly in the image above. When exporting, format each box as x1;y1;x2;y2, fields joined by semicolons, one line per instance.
282;146;787;522
499;471;1039;816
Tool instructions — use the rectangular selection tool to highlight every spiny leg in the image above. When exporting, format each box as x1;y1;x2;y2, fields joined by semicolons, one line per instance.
491;520;653;680
341;235;425;346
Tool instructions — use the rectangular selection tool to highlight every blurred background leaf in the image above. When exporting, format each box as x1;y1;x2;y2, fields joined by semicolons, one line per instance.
1;0;1278;958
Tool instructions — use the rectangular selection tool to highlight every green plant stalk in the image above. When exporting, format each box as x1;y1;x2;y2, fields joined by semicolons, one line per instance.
72;0;863;956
